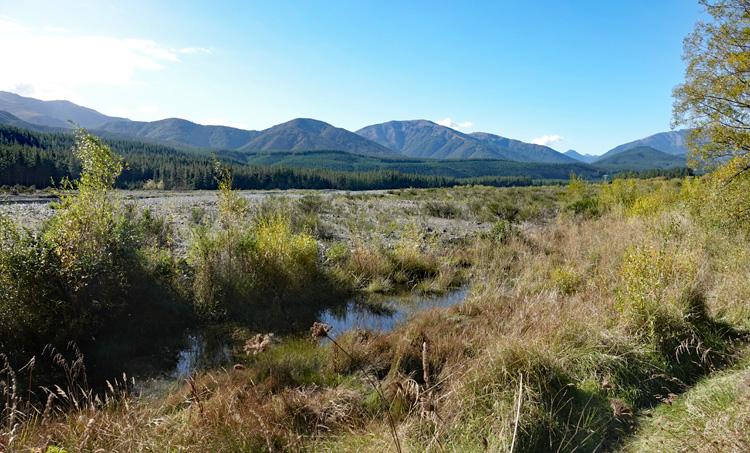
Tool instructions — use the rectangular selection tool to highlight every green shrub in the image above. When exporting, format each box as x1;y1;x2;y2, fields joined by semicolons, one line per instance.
626;180;681;217
486;201;520;222
616;244;734;381
550;266;582;295
563;173;600;217
324;242;350;265
488;220;516;243
188;167;323;320
565;196;600;217
598;178;640;211
0;130;187;366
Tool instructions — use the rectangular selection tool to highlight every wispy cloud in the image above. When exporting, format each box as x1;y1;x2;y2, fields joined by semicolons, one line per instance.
179;47;212;55
530;134;563;146
0;18;209;102
435;117;473;130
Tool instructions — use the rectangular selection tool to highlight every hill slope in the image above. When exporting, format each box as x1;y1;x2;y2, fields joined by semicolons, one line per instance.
241;118;399;158
0;110;53;131
0;90;127;129
603;130;690;158
469;132;576;163
356;120;498;159
356;120;574;162
97;118;261;150
593;146;685;171
237;150;602;179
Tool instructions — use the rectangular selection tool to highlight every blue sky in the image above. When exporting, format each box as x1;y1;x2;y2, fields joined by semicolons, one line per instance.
0;0;703;154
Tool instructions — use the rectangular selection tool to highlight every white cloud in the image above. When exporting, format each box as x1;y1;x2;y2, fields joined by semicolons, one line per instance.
435;117;473;130
0;18;28;33
0;18;208;102
179;47;212;55
530;134;563;146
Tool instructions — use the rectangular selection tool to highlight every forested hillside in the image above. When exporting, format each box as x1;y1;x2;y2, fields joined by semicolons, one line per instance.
0;125;588;190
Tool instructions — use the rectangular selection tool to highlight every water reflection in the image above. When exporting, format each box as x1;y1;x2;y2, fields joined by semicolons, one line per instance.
320;287;469;339
99;287;469;381
172;330;234;378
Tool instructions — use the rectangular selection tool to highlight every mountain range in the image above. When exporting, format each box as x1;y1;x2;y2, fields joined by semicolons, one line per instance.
0;90;689;170
355;120;576;163
563;150;598;164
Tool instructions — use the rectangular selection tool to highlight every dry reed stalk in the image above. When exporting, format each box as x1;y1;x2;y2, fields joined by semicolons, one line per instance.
510;372;523;453
186;375;205;419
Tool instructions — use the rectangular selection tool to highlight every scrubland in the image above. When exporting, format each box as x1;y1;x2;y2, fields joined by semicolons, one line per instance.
1;133;749;452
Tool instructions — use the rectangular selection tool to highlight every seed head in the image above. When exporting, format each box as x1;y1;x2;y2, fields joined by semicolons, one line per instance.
311;322;331;339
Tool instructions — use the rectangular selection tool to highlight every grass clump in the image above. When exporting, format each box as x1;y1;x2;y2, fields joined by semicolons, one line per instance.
327;222;467;296
616;241;736;383
549;266;582;295
188;166;327;323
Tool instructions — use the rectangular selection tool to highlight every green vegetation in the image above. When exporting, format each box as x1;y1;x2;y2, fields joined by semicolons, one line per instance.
188;166;330;325
0;130;188;369
624;358;750;452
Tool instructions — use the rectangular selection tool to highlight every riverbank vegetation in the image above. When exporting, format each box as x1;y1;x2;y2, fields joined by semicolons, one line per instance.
0;123;748;451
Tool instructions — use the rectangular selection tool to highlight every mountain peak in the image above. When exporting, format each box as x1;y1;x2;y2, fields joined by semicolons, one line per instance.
563;149;598;164
356;120;576;162
0;90;128;129
602;130;690;158
240;118;399;157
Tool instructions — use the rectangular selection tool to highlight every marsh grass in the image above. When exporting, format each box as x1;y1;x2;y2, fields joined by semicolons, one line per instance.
330;227;468;296
188;172;334;323
3;175;750;452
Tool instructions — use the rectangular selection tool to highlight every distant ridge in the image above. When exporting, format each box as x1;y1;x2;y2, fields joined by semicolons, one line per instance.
564;149;598;164
0;90;693;170
0;91;128;129
602;130;690;158
97;118;261;150
0;110;51;131
469;132;576;163
356;120;575;163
